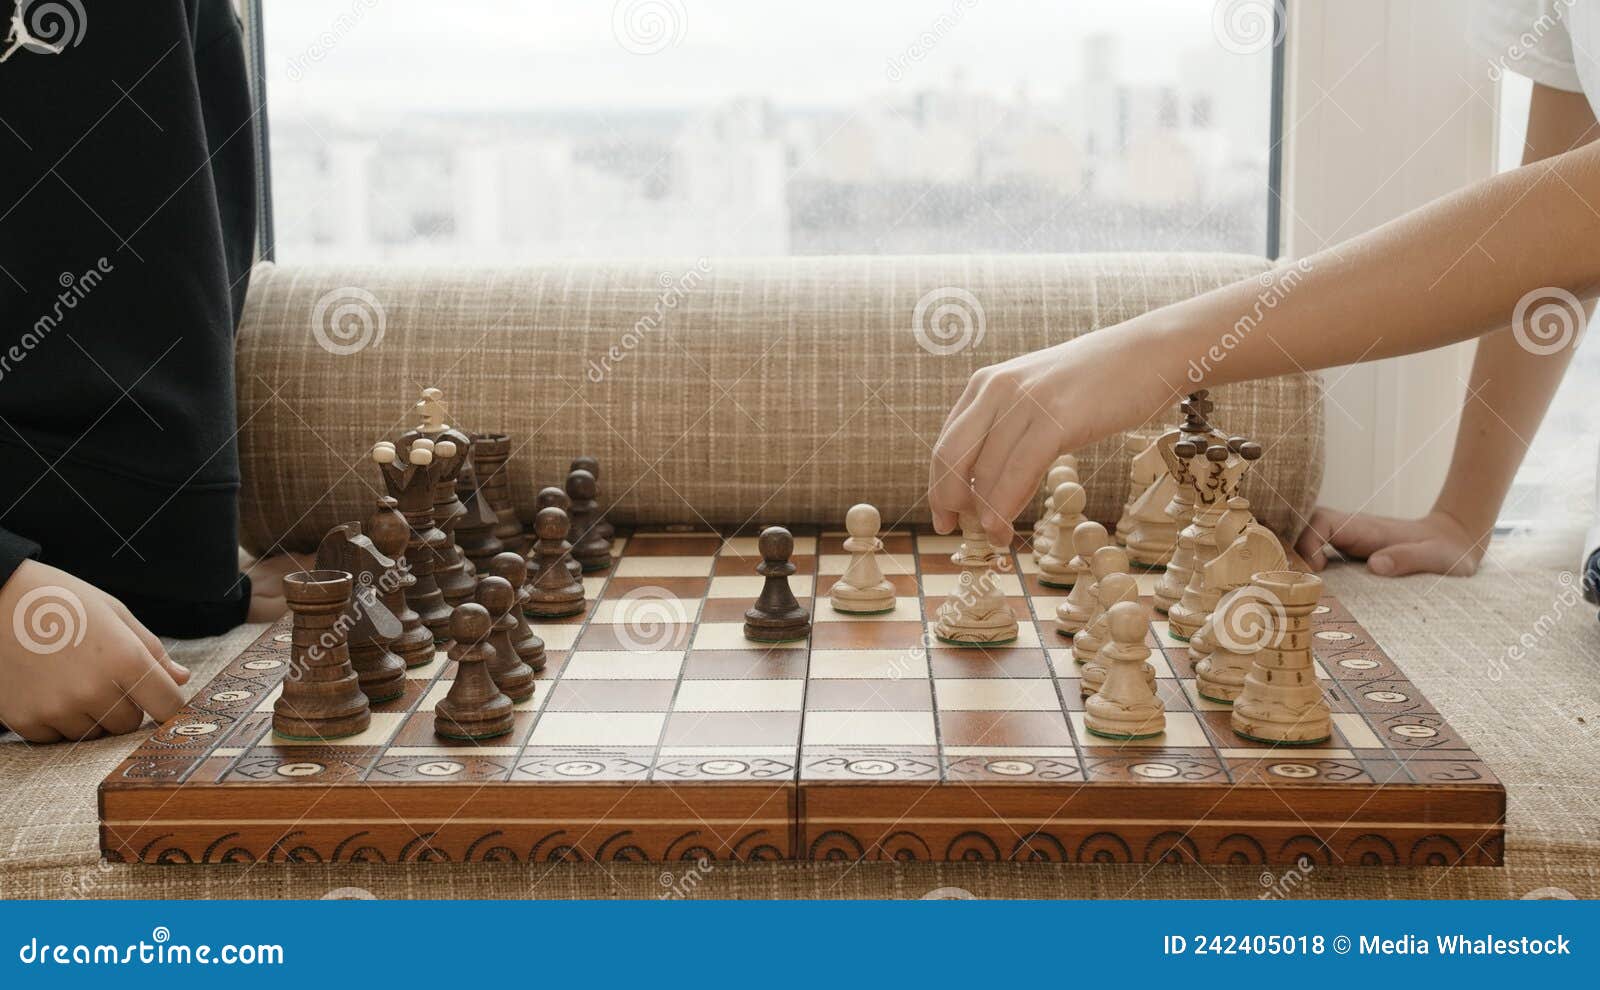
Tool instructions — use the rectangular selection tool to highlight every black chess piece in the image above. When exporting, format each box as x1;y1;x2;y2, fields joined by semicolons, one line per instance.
566;468;613;572
743;526;812;643
536;485;582;582
526;506;587;618
570;455;615;544
476;575;536;703
434;603;515;740
488;552;547;672
315;522;406;703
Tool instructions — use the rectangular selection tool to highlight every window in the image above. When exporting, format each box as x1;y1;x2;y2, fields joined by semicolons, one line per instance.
262;0;1276;263
1494;73;1598;532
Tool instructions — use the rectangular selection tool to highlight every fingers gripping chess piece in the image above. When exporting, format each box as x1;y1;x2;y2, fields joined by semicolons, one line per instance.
536;485;583;582
1054;520;1110;636
475;575;536;703
274;570;372;741
744;526;813;642
1168;438;1263;643
1036;481;1087;589
1078;572;1145;697
1029;464;1079;565
1084;600;1166;740
1193;507;1285;704
374;438;455;641
1124;431;1180;566
566;468;614;573
488;552;546;671
830;503;896;615
434;603;515;741
1231;571;1332;746
526;507;587;618
316;523;406;702
365;495;436;668
1072;545;1132;664
933;512;1020;646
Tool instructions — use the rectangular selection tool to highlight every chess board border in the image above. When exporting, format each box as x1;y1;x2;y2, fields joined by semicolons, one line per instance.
99;528;1505;867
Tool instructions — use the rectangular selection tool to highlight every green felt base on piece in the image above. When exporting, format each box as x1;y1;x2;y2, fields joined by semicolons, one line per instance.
1231;728;1332;747
1036;578;1074;590
580;560;612;573
1153;604;1171;616
1085;725;1165;741
434;726;515;742
364;689;405;704
829;603;898;616
1197;689;1238;706
934;633;1018;647
1167;629;1191;643
525;606;585;619
271;727;365;743
1129;560;1168;572
743;633;811;644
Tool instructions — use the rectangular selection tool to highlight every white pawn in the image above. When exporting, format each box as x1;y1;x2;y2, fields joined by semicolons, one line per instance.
1084;600;1166;740
830;503;897;615
933;512;1020;646
1029;464;1079;564
1035;481;1087;588
1071;545;1132;664
1078;572;1143;696
1055;520;1110;636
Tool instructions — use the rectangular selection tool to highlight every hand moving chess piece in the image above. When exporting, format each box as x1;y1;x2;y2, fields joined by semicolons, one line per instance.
472;432;526;555
475;575;536;703
1078;571;1142;696
744;526;812;642
1072;545;1132;664
570;455;615;544
364;495;436;668
374;437;454;641
316;523;406;702
933;512;1019;646
1231;571;1332;745
488;551;546;671
525;506;586;618
566;467;613;572
1029;463;1079;564
1084;600;1166;740
536;485;583;581
274;570;372;740
1192;507;1285;703
434;603;515;741
1035;481;1087;589
1054;520;1111;636
829;503;896;614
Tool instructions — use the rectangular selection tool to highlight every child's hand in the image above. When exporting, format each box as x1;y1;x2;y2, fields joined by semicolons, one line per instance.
0;561;190;743
1294;508;1487;577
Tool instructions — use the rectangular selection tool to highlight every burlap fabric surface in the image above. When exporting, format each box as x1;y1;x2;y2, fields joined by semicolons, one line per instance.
3;528;1593;900
234;254;1322;555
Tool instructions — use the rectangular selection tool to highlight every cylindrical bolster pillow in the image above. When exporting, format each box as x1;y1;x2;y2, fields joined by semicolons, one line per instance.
236;254;1322;554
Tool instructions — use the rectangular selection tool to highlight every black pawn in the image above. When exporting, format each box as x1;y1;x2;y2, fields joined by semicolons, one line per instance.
743;526;811;643
476;575;536;703
566;468;613;572
527;506;587;618
488;551;547;671
537;484;582;582
434;604;515;741
570;455;615;544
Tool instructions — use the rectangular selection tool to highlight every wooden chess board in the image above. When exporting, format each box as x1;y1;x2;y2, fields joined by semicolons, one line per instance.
99;528;1504;867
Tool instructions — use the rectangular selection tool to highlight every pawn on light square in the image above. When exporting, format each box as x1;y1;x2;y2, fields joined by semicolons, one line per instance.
829;503;897;615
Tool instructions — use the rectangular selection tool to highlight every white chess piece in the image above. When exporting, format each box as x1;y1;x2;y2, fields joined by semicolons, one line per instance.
1078;572;1143;696
1072;545;1132;664
933;512;1019;646
830;503;897;614
1036;481;1087;588
1029;464;1079;564
1084;600;1166;739
1054;520;1111;636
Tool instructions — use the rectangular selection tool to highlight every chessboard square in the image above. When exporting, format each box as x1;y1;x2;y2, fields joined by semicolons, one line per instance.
920;572;1026;597
391;709;536;749
811;620;925;650
934;678;1060;711
661;710;801;747
577;623;692;651
814;597;918;621
1134;573;1162;596
808;649;928;680
707;575;815;599
939;710;1072;747
1151;619;1175;644
1180;679;1232;711
802;709;937;747
407;650;449;681
528;711;666;747
1030;595;1069;616
254;683;283;713
1332;712;1385;749
561;649;686;680
720;535;818;558
622;534;724;555
929;648;1048;678
544;679;678;712
587;597;699;625
682;649;808;679
419;680;452;712
1069;711;1209;748
672;679;805;712
816;552;916;577
272;712;405;748
601;576;709;599
614;555;715;578
1015;555;1040;574
917;535;965;554
922;620;1040;648
805;678;933;712
693;622;808;650
527;623;583;650
582;577;607;598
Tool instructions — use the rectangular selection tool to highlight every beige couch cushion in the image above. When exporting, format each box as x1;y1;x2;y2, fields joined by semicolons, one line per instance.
234;254;1322;554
